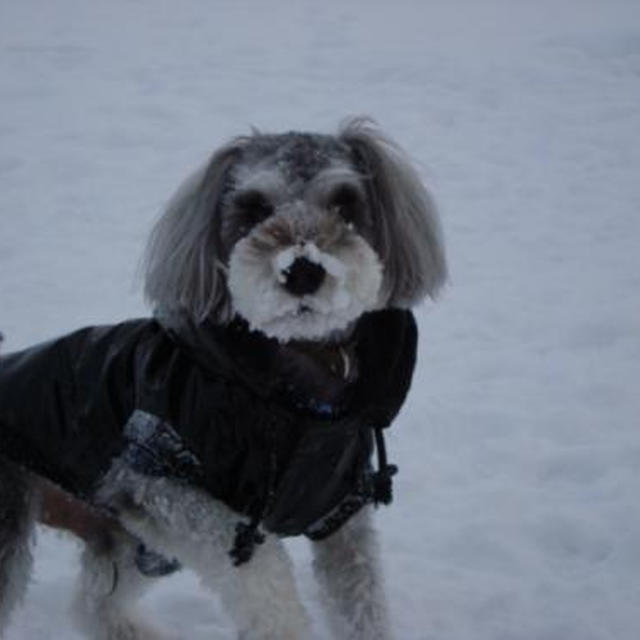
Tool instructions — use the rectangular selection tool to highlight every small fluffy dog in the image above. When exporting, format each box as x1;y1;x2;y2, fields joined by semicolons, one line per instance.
0;118;446;640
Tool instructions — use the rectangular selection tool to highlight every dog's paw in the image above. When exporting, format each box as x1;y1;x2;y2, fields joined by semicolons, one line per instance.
87;618;181;640
111;619;181;640
74;606;181;640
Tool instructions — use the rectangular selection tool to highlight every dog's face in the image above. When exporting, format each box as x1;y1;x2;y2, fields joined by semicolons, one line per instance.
144;119;447;343
223;134;383;341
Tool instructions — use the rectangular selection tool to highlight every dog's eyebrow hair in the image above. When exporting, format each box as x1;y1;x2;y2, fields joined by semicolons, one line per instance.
305;167;364;201
233;167;288;199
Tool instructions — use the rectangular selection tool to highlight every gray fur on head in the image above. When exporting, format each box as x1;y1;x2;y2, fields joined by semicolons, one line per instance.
143;118;446;338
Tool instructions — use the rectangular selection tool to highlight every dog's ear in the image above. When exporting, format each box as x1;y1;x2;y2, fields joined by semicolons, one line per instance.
143;139;246;326
339;118;447;307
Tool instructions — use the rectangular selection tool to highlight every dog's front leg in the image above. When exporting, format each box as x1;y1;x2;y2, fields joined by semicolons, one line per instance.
102;471;311;640
311;506;392;640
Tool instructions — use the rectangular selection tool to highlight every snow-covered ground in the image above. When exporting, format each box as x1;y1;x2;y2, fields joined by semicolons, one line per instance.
2;0;640;638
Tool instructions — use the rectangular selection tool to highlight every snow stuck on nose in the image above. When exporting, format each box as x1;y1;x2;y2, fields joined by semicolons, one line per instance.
272;242;363;313
273;243;348;294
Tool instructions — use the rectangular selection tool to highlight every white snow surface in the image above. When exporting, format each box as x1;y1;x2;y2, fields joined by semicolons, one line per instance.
1;0;640;638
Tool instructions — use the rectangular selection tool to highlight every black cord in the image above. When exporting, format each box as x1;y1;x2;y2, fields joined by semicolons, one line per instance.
372;427;398;506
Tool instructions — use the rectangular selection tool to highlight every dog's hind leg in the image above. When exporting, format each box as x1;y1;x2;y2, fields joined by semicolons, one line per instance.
72;529;176;640
0;462;37;636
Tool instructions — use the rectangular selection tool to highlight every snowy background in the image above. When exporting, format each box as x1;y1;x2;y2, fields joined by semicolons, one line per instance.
2;0;640;638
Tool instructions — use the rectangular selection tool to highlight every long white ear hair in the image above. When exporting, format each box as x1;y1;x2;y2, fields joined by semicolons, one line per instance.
339;118;447;306
143;140;246;326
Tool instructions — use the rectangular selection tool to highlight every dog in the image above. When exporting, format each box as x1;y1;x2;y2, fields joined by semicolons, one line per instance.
0;118;446;640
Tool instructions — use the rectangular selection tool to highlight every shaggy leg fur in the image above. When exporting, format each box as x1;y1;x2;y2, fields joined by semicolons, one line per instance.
72;529;171;640
311;507;391;640
0;463;36;637
216;536;310;640
99;470;311;640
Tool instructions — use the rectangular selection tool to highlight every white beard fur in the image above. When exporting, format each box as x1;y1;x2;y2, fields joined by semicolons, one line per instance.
228;236;383;342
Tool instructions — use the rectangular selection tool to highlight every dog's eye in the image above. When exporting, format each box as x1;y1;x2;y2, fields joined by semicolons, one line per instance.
234;190;274;224
327;185;364;225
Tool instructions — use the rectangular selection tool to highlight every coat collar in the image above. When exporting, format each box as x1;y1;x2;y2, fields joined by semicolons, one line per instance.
168;308;417;428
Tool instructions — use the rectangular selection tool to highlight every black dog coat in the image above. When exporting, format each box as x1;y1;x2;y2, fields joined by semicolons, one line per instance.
0;309;417;562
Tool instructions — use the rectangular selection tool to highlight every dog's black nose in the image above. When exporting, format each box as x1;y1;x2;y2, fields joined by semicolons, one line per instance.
282;257;326;296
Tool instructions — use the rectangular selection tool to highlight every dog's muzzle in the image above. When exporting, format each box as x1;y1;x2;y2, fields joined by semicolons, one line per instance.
281;257;326;296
